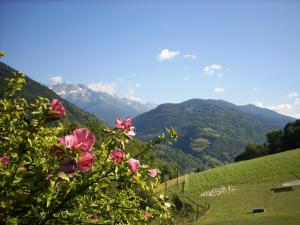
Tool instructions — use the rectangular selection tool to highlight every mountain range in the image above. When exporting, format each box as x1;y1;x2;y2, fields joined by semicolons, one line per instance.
48;83;156;126
134;99;295;169
0;61;188;177
1;61;295;174
44;75;295;171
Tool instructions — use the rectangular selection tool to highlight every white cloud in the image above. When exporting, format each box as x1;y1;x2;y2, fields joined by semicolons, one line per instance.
203;64;223;76
157;49;180;62
267;104;293;111
287;92;298;99
49;76;63;85
125;88;142;102
213;87;224;93
267;104;300;118
254;101;300;118
285;92;300;106
255;102;264;108
88;82;116;95
183;54;197;60
135;83;141;87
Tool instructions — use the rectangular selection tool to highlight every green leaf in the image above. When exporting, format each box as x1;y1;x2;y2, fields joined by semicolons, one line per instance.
59;172;70;182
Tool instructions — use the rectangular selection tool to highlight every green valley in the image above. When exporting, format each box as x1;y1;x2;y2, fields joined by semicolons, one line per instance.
135;99;294;170
161;149;300;225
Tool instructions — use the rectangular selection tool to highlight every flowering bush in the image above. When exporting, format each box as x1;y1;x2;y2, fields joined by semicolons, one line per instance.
49;99;65;119
115;117;136;136
59;128;96;154
0;54;176;224
109;148;125;164
127;158;141;174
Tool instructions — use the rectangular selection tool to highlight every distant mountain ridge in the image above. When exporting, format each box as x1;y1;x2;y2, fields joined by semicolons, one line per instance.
238;103;295;127
48;83;156;126
183;99;294;127
134;99;295;169
1;61;295;173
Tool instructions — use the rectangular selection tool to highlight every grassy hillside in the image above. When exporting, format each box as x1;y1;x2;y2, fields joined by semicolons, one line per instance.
161;149;300;225
135;99;294;171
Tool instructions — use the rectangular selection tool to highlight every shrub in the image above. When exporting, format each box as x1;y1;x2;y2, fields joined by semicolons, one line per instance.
0;53;174;224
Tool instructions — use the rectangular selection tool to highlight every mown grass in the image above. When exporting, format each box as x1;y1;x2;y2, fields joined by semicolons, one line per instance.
161;149;300;225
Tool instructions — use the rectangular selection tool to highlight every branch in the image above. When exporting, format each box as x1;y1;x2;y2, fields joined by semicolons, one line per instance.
39;168;115;225
132;139;161;158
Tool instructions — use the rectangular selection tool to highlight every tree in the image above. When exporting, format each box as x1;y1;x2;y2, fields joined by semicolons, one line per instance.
281;120;300;151
234;143;267;162
235;119;300;162
266;129;283;154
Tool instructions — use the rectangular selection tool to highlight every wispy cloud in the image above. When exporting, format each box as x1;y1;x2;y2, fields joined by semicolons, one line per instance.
255;102;264;108
88;82;116;95
183;54;197;60
203;64;223;76
267;103;293;111
49;76;63;85
125;88;142;102
213;87;224;93
286;92;300;106
287;92;298;99
157;49;180;62
254;101;299;118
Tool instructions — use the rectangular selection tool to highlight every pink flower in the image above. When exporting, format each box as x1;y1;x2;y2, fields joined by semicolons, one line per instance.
127;158;140;174
123;117;133;132
115;118;123;129
59;135;75;149
71;128;95;153
109;148;124;164
50;99;65;118
149;168;158;178
78;152;95;173
59;128;95;154
115;117;135;135
0;156;9;165
143;212;151;221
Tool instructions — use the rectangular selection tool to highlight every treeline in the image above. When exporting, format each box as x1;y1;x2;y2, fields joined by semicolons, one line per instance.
235;119;300;161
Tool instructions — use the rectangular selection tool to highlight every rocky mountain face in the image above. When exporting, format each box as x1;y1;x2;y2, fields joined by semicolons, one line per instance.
48;83;156;126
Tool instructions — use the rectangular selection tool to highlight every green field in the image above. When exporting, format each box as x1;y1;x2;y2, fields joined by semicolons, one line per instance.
160;149;300;225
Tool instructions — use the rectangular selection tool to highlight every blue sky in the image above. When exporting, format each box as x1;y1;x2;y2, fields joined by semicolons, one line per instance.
1;0;300;118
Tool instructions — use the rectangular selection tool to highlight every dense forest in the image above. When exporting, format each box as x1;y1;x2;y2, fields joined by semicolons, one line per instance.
235;119;300;161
